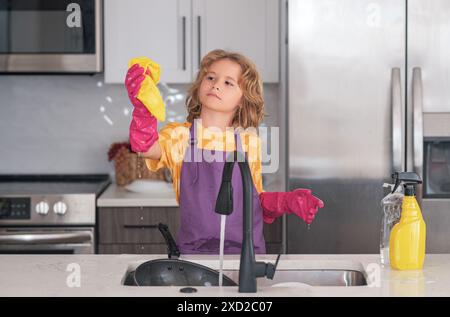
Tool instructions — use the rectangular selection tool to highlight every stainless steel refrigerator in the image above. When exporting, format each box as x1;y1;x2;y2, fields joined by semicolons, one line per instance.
287;0;450;254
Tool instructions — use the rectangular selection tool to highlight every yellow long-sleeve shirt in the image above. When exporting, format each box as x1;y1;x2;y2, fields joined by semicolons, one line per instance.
145;121;264;203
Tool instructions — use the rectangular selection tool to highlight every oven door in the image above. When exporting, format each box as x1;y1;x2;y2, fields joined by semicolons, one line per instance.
0;227;94;254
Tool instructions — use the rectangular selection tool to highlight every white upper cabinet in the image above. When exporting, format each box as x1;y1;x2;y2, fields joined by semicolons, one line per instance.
105;0;192;83
193;0;279;83
104;0;279;83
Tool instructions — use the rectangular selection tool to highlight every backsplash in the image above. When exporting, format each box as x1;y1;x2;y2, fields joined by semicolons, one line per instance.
0;74;280;177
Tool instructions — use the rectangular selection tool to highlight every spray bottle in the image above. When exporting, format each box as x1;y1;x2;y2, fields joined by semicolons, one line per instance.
389;172;426;270
380;182;403;265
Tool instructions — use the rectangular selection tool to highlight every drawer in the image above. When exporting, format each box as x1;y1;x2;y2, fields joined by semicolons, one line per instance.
98;207;282;247
98;207;180;244
98;243;169;254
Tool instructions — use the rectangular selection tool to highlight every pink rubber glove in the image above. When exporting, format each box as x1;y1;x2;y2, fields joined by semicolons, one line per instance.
259;189;324;224
125;64;158;153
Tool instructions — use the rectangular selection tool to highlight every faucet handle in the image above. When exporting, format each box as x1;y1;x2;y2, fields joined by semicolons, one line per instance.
266;254;281;280
157;223;180;259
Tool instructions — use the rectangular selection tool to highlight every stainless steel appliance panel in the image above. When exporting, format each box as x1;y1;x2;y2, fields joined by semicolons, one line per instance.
287;0;405;253
0;194;96;226
0;0;102;73
407;0;450;252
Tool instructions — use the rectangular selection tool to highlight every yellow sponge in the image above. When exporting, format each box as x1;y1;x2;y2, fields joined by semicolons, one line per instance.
128;57;166;122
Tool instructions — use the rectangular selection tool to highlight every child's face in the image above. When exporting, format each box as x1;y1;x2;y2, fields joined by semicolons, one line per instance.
198;59;243;116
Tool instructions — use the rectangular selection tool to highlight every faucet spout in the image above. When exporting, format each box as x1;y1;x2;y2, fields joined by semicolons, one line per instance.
215;151;280;293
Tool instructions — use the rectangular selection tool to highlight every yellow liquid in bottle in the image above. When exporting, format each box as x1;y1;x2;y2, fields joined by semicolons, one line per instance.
389;196;426;270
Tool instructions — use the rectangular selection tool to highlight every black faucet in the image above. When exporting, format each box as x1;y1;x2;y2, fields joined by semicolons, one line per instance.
215;150;280;293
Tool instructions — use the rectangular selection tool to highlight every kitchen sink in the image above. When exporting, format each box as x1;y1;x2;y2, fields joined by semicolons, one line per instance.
122;260;367;287
123;224;367;288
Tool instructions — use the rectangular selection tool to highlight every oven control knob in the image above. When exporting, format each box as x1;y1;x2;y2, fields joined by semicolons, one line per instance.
35;201;49;215
53;201;67;215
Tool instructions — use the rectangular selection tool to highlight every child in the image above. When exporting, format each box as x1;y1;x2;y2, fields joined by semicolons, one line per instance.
125;49;324;254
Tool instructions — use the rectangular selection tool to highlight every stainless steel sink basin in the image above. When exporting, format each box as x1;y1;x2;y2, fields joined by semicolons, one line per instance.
122;225;368;288
223;269;367;287
123;265;367;287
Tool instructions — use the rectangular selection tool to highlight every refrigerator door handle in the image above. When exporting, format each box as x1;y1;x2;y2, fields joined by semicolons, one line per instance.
392;68;404;172
412;67;424;182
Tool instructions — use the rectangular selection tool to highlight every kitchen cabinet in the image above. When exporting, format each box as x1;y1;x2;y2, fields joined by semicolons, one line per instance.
104;0;279;83
98;206;180;254
97;206;282;254
104;0;192;83
192;0;279;82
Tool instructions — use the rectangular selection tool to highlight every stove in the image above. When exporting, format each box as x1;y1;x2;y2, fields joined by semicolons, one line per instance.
0;174;110;254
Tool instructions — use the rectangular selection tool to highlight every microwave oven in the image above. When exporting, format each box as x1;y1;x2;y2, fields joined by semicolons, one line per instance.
0;0;102;73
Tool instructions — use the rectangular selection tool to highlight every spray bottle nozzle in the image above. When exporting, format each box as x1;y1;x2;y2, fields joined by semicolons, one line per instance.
391;172;422;195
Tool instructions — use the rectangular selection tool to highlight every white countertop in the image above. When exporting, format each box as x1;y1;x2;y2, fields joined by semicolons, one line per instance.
1;254;449;297
97;182;178;207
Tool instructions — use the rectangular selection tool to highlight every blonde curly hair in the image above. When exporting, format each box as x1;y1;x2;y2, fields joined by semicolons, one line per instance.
186;49;265;129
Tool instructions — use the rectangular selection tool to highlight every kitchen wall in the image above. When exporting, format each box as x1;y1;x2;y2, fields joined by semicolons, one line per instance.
0;75;281;187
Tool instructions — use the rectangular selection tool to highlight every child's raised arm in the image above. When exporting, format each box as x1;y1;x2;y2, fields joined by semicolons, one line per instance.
124;61;164;161
140;141;161;161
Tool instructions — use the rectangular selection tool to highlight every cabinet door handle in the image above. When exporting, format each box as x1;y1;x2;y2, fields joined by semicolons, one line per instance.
182;16;186;71
123;224;158;229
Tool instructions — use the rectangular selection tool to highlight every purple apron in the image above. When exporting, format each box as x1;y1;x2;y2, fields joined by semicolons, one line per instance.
177;122;266;254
